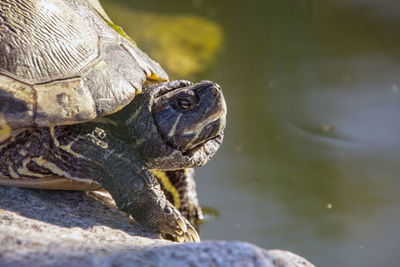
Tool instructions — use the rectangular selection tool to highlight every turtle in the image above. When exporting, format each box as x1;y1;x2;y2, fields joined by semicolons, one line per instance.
0;0;227;242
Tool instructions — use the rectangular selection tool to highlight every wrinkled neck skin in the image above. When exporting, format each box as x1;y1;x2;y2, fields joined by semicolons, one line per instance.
102;81;225;170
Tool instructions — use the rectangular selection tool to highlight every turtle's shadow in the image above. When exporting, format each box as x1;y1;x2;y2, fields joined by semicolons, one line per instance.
0;185;158;239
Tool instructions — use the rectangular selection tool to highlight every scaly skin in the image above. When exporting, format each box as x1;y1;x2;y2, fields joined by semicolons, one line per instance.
153;168;203;231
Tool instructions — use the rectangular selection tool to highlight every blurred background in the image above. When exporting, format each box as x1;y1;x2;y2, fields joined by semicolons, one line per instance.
101;0;400;266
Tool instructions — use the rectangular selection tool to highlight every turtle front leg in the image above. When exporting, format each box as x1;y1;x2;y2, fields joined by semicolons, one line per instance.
152;169;204;231
54;125;199;242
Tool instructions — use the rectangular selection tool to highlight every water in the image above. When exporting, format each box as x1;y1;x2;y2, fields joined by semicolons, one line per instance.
102;0;400;266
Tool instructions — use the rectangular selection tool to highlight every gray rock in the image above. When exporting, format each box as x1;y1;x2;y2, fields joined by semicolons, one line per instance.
0;186;314;267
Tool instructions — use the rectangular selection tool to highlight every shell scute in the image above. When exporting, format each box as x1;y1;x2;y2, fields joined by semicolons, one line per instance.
0;0;168;127
0;0;99;85
0;76;35;130
33;78;97;126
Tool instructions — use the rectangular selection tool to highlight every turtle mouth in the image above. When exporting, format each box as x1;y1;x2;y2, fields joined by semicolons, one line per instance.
158;118;225;167
153;130;224;170
182;131;224;158
179;112;226;157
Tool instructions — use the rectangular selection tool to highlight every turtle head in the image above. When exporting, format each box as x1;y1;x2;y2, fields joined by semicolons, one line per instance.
152;80;226;153
123;80;226;170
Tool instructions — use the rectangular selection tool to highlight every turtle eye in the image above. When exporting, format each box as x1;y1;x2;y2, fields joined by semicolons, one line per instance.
177;97;193;110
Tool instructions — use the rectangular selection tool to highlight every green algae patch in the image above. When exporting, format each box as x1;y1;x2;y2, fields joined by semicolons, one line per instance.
102;1;223;78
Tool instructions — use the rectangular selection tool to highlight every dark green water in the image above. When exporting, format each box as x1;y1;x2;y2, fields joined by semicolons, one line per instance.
104;1;400;266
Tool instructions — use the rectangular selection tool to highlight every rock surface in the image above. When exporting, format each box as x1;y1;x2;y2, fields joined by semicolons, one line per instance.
0;186;314;267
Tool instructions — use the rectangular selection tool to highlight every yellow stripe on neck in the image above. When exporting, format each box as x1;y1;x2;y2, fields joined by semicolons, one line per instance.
0;115;11;143
151;170;181;209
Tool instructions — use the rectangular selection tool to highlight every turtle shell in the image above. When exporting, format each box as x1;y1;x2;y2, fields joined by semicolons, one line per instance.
0;0;168;142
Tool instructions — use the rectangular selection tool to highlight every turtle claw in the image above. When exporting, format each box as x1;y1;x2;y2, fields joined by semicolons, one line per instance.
124;187;200;243
187;224;201;242
176;234;186;243
162;210;201;243
171;219;200;243
177;217;188;233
